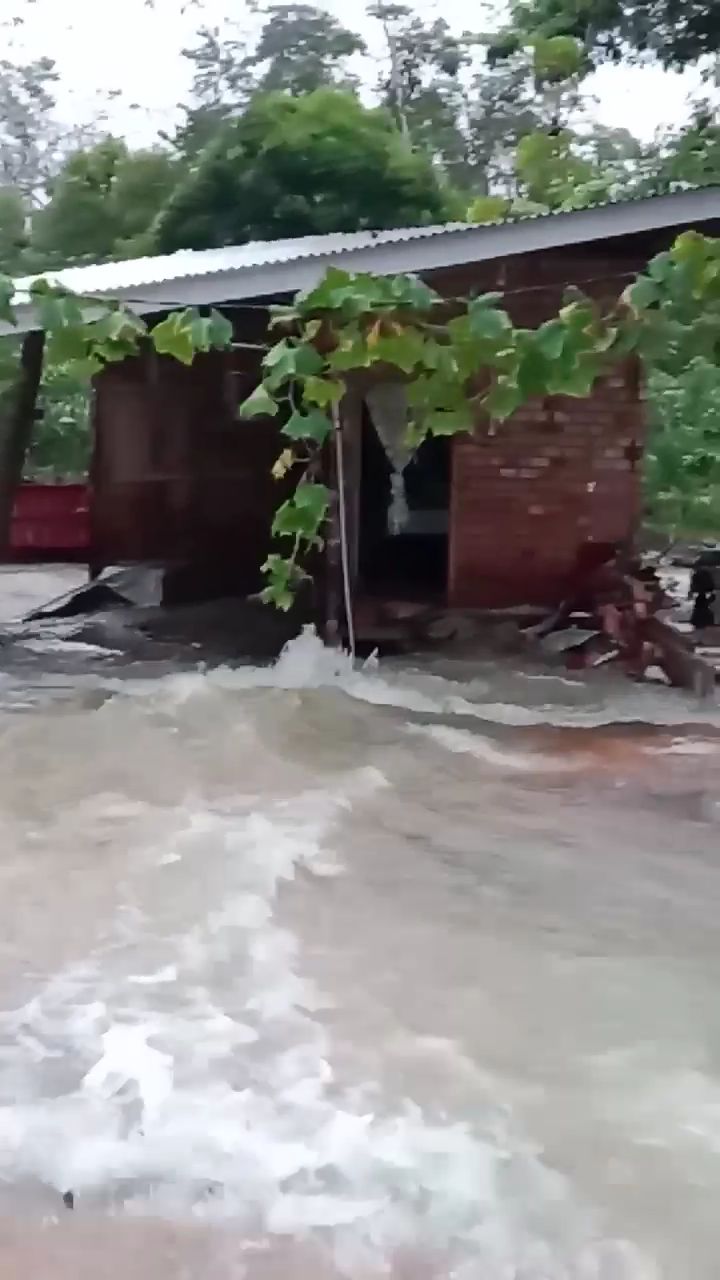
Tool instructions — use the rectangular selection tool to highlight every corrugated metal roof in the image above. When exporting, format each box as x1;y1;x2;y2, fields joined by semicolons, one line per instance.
13;224;469;299
8;187;720;331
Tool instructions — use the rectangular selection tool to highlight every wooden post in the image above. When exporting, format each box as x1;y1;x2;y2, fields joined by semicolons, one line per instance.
0;329;45;555
324;416;342;648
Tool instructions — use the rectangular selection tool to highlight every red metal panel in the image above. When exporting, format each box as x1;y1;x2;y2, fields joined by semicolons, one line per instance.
10;483;89;557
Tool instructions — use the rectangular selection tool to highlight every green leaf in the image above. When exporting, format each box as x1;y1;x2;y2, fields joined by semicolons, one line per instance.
282;407;332;443
272;482;330;542
263;338;323;389
327;338;372;371
370;329;427;372
260;554;308;611
549;357;600;397
466;297;512;340
387;273;440;310
303;375;344;407
293;343;324;376
237;383;279;419
150;312;196;365
45;326;91;364
627;276;661;311
294;480;330;516
296;267;360;313
517;344;551;398
484;376;523;421
535;321;565;360
426;407;474;436
0;276;15;325
36;291;84;332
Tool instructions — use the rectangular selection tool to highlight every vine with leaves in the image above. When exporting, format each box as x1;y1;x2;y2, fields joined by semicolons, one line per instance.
1;229;719;611
238;230;720;607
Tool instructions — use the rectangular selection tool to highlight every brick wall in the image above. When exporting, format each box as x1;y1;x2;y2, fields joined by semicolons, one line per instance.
448;367;644;608
428;244;649;610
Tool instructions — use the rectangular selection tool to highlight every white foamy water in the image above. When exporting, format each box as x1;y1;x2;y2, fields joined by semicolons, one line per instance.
0;628;718;1276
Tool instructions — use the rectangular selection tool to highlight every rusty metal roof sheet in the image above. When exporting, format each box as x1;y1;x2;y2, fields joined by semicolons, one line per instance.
9;187;720;332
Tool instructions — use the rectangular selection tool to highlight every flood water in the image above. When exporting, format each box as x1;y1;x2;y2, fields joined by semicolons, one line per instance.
0;574;719;1278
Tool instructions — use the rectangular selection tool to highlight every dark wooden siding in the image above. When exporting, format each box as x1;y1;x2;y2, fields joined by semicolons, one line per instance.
91;337;281;597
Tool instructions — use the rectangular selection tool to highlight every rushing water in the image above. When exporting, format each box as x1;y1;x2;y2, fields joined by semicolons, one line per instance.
0;603;719;1278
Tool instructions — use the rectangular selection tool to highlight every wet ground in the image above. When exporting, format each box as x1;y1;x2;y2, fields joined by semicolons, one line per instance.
0;568;718;1277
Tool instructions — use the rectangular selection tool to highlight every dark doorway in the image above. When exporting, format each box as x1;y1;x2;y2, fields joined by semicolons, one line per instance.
358;405;450;601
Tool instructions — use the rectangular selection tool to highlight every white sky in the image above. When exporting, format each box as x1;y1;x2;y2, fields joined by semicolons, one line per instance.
0;0;704;146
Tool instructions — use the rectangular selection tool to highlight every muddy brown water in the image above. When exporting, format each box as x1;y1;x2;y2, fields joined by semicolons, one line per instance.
0;572;719;1277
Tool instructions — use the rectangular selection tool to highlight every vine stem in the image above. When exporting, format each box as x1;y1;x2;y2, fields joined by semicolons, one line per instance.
332;401;356;660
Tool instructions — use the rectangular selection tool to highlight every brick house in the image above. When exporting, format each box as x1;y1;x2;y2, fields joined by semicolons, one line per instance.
10;187;720;622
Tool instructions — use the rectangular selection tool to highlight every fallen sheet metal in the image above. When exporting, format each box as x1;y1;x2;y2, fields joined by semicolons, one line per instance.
25;566;165;621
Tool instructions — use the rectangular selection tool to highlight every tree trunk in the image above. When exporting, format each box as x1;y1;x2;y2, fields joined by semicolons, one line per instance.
0;329;44;556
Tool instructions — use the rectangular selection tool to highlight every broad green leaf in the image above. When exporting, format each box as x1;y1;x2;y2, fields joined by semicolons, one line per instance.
426;407;474;436
388;273;440;310
37;292;82;332
626;276;661;311
189;313;212;350
96;308;147;344
237;383;279;419
282;407;332;443
466;298;512;340
296;266;359;312
45;326;92;364
517;344;551;398
484;376;523;421
263;338;323;389
150;313;196;365
293;343;324;376
558;299;596;330
0;276;15;326
272;482;330;541
260;554;308;611
549;357;599;397
371;329;427;372
535;321;565;360
303;375;344;407
327;339;372;371
294;481;330;515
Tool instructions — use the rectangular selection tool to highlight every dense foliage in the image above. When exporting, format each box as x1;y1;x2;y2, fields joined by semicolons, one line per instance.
156;90;452;252
507;0;720;70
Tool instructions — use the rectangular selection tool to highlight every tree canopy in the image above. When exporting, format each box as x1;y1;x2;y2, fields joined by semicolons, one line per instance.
508;0;720;69
30;139;183;268
156;89;453;252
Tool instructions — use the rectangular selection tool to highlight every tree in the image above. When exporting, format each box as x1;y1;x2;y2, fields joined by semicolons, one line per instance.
0;188;29;274
0;56;60;199
31;138;183;268
645;360;720;534
639;106;720;194
176;5;366;159
369;3;470;174
247;4;366;95
508;0;720;69
156;89;452;253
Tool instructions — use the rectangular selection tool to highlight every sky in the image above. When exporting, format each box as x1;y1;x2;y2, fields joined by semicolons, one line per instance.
0;0;706;146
